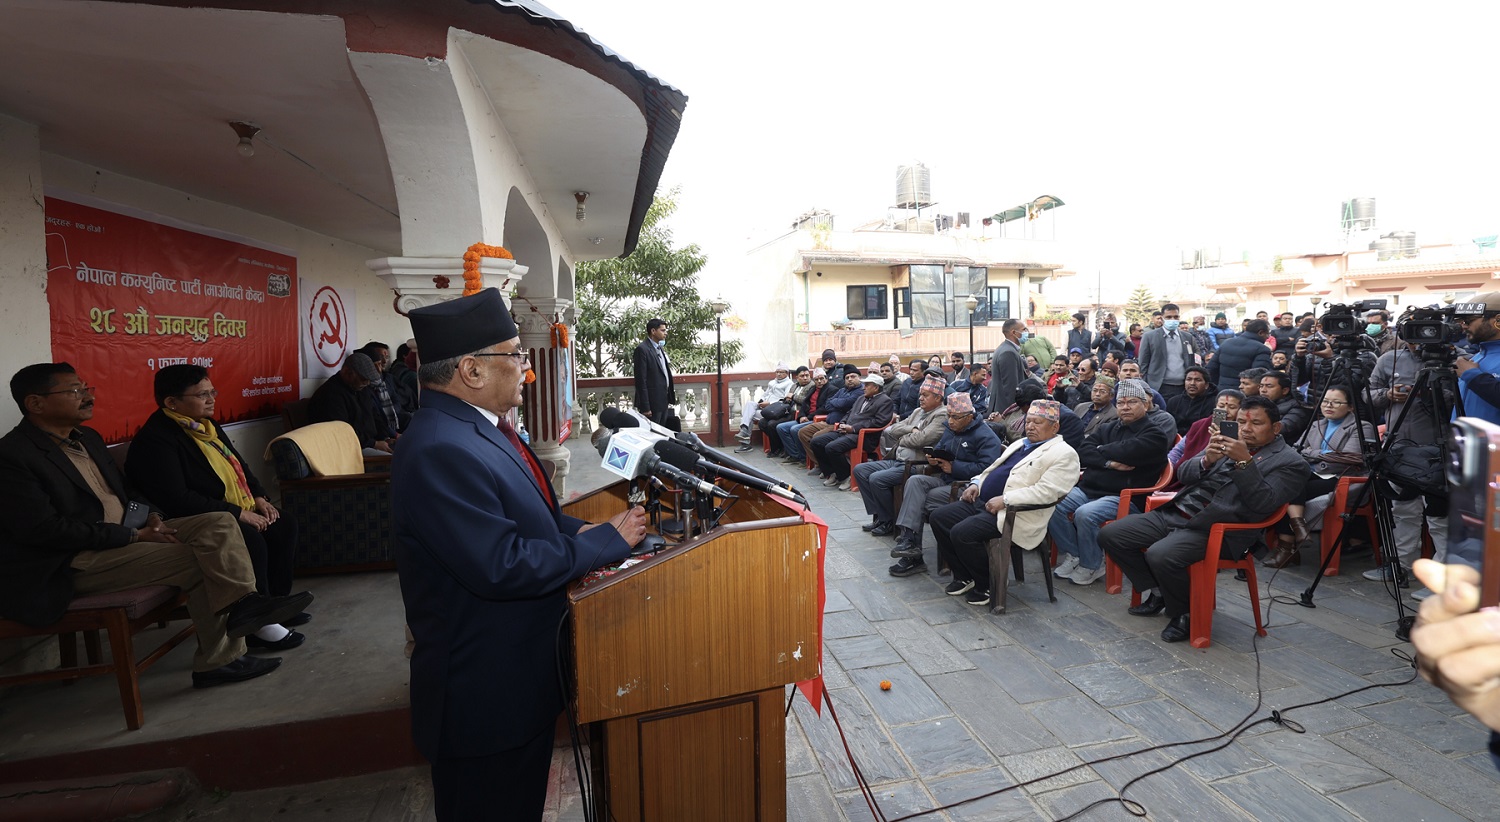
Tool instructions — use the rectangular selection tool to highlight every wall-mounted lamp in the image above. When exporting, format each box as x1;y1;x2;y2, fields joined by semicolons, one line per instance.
229;120;260;157
575;191;589;222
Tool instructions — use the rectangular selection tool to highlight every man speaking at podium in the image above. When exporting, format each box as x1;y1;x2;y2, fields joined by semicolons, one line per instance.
393;288;648;820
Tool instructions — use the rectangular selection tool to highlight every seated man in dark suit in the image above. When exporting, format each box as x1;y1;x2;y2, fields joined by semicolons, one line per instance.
1099;396;1309;643
810;373;894;491
0;363;312;688
1049;379;1171;587
308;352;392;455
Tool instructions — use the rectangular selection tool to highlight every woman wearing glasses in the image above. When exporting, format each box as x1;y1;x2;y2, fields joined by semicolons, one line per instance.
1263;385;1378;568
126;364;306;650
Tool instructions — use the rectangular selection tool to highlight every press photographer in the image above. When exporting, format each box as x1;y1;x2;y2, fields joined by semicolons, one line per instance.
1367;305;1463;595
1455;293;1500;425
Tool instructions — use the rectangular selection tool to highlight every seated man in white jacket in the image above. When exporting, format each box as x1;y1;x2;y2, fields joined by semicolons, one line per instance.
927;400;1080;606
736;363;794;443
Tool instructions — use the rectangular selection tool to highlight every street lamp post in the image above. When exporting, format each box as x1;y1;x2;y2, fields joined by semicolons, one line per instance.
964;293;980;366
709;297;730;446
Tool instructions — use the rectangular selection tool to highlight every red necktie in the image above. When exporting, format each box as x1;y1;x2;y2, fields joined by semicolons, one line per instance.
497;418;556;509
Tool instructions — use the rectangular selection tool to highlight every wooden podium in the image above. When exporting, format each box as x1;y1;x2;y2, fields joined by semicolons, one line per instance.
563;480;821;821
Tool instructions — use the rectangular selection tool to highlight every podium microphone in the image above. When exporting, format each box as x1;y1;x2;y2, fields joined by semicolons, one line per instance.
689;455;810;508
600;429;731;500
600;406;786;487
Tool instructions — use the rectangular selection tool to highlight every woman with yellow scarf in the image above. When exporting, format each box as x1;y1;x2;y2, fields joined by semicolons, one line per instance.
126;365;307;651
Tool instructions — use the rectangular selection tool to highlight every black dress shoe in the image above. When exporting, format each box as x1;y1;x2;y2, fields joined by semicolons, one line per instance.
1128;592;1165;617
870;522;895;537
225;591;315;638
1161;614;1191;643
890;543;923;559
245;630;305;652
192;655;282;689
282;611;312;628
888;558;927;578
861;519;880;532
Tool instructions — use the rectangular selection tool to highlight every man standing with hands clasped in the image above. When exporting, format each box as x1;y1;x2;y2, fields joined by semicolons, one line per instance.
394;289;648;820
632;317;680;432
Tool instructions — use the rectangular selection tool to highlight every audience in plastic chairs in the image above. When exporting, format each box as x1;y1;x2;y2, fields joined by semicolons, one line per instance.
1263;385;1376;569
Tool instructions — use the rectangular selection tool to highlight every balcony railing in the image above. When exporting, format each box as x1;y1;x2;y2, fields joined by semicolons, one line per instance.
576;371;781;447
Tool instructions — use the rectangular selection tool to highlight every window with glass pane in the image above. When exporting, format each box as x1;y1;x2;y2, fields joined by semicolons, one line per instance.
949;266;989;326
982;286;1011;321
909;265;947;328
846;285;888;320
894;287;911;319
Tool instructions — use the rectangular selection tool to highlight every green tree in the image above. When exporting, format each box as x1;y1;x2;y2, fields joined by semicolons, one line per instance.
574;188;743;377
1123;285;1157;328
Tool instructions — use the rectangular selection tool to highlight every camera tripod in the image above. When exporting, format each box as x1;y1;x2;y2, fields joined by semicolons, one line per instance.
1295;340;1459;641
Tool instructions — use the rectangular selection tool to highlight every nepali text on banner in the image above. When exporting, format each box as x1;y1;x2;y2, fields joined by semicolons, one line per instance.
44;196;298;443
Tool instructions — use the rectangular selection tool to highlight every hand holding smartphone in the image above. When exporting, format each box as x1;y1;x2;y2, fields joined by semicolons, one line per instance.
1445;419;1500;607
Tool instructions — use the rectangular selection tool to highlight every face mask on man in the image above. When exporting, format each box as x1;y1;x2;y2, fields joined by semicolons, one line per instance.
1366;323;1383;336
1019;332;1030;343
1163;319;1180;332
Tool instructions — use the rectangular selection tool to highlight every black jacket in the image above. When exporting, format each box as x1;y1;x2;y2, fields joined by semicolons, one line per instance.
1166;392;1215;435
309;374;380;448
125;409;267;519
1075;416;1171;497
1276;396;1314;445
0;421;153;626
1208;331;1273;390
384;366;418;431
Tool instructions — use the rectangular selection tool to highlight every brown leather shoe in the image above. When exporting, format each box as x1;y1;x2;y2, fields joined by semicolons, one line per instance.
1262;537;1302;569
1288;516;1311;546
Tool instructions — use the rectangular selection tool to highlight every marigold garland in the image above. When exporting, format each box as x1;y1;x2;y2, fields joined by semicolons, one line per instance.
461;242;514;296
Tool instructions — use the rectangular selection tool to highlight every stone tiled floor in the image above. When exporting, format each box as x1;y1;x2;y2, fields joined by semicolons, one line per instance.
708;441;1495;821
134;437;1500;820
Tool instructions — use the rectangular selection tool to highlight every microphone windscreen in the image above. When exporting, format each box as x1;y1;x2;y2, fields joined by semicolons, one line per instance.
653;439;701;472
599;407;639;430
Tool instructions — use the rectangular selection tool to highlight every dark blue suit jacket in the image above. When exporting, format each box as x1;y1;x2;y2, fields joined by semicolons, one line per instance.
392;390;630;759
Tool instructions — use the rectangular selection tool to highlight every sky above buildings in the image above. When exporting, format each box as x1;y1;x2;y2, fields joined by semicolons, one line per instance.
543;1;1500;304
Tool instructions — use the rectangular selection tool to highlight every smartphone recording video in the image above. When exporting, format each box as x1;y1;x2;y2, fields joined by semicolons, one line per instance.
1217;420;1239;441
1446;418;1500;607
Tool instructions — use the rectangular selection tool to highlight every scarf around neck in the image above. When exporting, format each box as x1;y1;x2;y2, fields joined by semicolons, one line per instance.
164;409;255;510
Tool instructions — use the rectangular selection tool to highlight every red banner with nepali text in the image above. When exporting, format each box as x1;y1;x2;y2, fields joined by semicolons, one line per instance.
44;196;298;443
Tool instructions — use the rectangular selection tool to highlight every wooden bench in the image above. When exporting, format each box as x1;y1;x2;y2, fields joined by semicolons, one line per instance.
0;585;195;730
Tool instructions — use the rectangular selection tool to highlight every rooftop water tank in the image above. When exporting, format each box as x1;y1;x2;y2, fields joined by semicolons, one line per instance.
895;163;932;210
1343;197;1377;231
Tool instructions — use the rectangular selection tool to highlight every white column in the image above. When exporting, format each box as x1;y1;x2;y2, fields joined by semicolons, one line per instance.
366;256;527;312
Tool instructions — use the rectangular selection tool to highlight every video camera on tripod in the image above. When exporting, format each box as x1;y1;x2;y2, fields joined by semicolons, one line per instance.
1395;302;1479;367
1302;299;1386;358
1320;298;1387;337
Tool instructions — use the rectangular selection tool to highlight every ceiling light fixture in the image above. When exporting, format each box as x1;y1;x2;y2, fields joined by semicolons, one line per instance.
575;191;589;222
229;120;260;158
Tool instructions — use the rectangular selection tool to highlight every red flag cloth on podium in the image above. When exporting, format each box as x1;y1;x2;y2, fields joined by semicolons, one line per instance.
768;495;827;715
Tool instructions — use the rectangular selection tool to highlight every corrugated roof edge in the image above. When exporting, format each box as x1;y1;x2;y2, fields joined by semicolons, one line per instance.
490;0;687;258
495;0;685;95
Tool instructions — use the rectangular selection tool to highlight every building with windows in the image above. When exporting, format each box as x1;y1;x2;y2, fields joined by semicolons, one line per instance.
1200;239;1500;319
738;216;1071;368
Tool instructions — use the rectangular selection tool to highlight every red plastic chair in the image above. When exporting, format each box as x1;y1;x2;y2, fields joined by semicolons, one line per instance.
1125;497;1281;648
847;425;889;491
1316;477;1381;577
1104;462;1175;594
